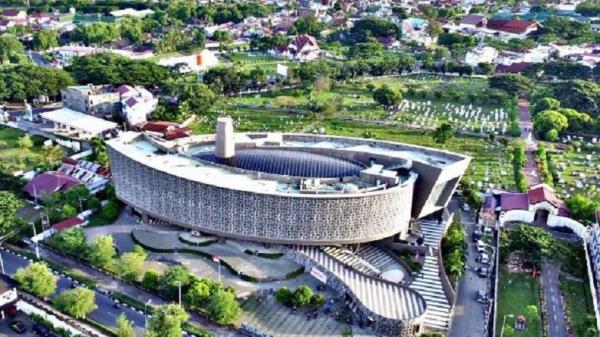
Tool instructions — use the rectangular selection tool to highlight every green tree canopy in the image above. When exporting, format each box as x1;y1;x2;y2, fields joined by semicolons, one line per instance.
533;110;569;140
506;224;553;266
0;34;25;64
566;194;600;223
116;313;135;337
14;262;57;298
432;122;454;146
32;30;59;51
489;74;533;96
147;304;189;337
0;190;23;236
373;84;402;109
292;14;325;37
88;234;116;268
54;287;97;319
533;97;561;114
207;288;241;324
120;16;143;44
72;22;120;45
118;250;146;282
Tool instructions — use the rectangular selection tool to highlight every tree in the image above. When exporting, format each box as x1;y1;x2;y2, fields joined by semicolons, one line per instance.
118;250;146;282
533;97;560;114
160;265;191;297
173;80;217;116
13;262;57;298
426;20;443;37
147;304;189;337
90;137;109;167
566;194;600;223
292;14;325;37
503;323;515;336
41;145;64;168
0;190;23;236
212;30;233;51
533;110;568;140
576;0;600;17
185;278;215;307
0;35;25;64
274;287;293;305
552;80;600;116
100;200;120;222
52;227;87;255
72;23;120;45
207;289;241;324
53;287;97;319
524;304;539;323
32;30;59;51
489;74;533;96
88;235;116;268
60;203;77;220
142;269;161;290
18;134;33;150
120;17;143;44
350;18;401;41
292;285;313;307
507;224;553;266
116;313;135;337
432;122;454;146
373;85;402;110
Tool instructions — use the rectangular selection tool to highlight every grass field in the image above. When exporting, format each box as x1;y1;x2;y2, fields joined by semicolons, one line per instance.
0;125;47;173
560;276;596;337
496;269;541;337
227;52;293;72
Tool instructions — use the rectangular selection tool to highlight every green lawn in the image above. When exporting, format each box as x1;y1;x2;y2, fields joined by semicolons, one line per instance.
227;52;292;72
496;269;541;337
561;276;596;337
0;125;47;173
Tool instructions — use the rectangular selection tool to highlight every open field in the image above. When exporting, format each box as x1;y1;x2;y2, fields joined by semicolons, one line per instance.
496;269;541;337
0;125;47;173
227;52;293;72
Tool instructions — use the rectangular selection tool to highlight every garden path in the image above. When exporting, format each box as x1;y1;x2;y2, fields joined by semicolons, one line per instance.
519;98;541;186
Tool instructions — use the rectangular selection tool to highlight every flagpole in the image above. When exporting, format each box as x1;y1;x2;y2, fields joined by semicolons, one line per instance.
218;262;221;284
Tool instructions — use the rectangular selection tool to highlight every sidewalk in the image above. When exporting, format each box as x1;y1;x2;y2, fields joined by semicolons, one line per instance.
31;245;243;337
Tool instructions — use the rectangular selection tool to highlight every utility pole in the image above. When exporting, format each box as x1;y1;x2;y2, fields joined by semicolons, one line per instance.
144;299;152;329
175;281;181;307
30;222;40;259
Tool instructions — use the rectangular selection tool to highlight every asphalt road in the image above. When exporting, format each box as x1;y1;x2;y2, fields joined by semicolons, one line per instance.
541;262;568;337
448;205;488;337
0;247;147;333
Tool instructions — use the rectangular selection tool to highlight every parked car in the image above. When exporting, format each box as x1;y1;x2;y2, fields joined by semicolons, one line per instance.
463;203;470;211
472;230;481;242
476;240;486;253
477;267;489;278
476;289;489;303
33;323;50;336
10;321;26;334
477;253;490;265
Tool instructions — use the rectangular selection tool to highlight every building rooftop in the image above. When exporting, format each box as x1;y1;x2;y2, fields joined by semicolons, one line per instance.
41;108;118;134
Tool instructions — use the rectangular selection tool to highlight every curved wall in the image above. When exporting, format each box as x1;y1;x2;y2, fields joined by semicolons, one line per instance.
108;147;416;244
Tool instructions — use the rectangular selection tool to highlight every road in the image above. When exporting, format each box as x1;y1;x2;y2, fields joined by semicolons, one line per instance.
0;247;146;334
449;200;488;337
18;244;242;337
518;98;541;186
540;262;568;337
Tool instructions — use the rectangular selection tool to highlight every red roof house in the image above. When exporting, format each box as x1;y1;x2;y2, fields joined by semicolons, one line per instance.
23;172;80;199
52;216;84;231
486;19;539;36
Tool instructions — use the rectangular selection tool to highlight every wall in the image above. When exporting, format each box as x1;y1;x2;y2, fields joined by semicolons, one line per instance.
108;147;417;245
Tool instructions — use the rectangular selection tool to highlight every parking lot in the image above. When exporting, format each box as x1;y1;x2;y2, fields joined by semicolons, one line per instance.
0;310;36;337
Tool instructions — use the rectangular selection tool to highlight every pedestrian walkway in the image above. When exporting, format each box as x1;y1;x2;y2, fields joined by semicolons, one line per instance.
409;219;452;331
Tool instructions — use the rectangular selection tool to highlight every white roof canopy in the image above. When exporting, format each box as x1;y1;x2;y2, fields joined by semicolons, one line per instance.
41;108;117;135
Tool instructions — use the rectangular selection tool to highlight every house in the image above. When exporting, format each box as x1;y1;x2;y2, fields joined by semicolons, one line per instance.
459;14;487;29
52;216;86;231
23;171;81;200
2;9;27;25
272;34;321;61
484;19;539;40
28;12;51;26
109;8;154;19
117;85;158;126
40;108;118;140
0;276;18;320
0;19;15;31
61;85;120;116
139;121;192;141
465;46;498;66
401;18;435;46
591;19;600;33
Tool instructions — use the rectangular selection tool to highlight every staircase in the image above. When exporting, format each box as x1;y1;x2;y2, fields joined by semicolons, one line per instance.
408;219;452;331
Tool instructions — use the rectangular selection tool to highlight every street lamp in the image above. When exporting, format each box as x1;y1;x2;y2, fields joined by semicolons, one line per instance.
500;314;514;337
30;222;39;259
175;281;182;307
144;299;152;329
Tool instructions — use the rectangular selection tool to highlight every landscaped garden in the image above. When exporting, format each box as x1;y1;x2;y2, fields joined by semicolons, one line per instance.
496;269;542;337
0;125;51;173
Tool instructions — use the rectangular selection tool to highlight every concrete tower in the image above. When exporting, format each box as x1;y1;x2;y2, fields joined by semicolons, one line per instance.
215;117;235;158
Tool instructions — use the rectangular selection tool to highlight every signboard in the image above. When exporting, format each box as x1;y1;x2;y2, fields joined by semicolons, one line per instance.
310;266;327;284
276;63;288;77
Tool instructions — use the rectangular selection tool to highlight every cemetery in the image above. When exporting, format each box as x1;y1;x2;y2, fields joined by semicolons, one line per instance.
548;139;600;200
